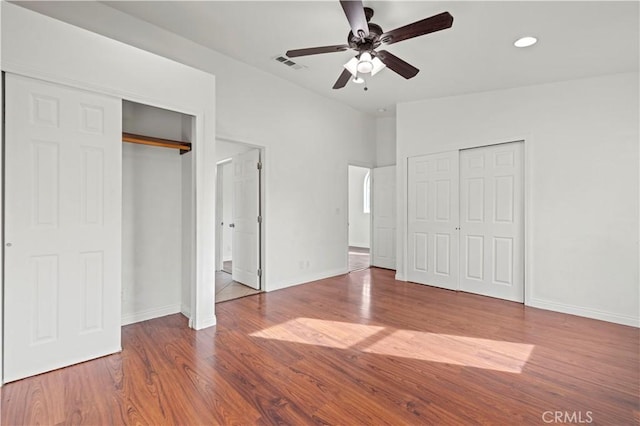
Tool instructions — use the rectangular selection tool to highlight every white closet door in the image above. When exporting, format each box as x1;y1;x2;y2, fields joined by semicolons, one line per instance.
232;149;260;289
407;152;459;290
459;142;524;302
372;165;396;269
4;74;122;382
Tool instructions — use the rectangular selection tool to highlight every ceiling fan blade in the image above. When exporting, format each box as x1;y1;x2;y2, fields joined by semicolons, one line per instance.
340;0;369;38
381;12;453;45
376;50;419;79
286;45;350;58
332;68;352;89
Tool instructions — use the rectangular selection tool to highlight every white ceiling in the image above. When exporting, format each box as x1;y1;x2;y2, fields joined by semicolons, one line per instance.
14;1;640;116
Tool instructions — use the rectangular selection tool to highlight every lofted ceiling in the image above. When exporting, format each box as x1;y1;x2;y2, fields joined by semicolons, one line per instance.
13;1;640;116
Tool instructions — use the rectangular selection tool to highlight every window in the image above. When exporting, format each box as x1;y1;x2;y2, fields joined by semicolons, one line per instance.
363;171;371;214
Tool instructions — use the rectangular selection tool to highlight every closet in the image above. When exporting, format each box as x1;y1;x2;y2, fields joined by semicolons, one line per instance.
121;101;194;324
2;2;217;384
406;142;524;302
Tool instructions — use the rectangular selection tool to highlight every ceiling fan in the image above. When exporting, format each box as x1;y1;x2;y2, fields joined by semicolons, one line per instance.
286;1;454;90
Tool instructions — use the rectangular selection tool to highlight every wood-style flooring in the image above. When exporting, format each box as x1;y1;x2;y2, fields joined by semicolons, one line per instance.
349;246;370;271
1;268;638;425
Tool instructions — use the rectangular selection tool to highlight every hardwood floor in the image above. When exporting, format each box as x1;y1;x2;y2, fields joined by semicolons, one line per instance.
349;246;370;271
2;268;638;425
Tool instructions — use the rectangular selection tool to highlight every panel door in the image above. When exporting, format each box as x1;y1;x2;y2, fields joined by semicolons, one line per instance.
4;74;122;382
459;142;524;302
372;166;396;269
407;152;459;290
231;149;260;289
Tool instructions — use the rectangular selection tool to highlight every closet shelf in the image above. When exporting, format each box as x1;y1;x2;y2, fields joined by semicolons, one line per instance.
122;132;192;154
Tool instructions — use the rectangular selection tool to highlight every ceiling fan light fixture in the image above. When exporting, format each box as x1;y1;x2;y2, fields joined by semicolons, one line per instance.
356;51;374;73
344;57;360;77
352;76;365;84
514;36;537;48
370;57;386;76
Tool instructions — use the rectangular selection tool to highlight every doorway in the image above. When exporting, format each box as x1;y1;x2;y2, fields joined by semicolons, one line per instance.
215;140;264;303
348;165;372;272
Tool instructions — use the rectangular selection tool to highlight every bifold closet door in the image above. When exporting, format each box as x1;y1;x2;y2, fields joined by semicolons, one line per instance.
372;165;396;269
459;142;524;302
407;151;459;290
4;74;122;382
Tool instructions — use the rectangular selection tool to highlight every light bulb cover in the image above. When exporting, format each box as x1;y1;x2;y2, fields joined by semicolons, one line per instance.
352;76;365;84
370;57;386;76
356;52;374;73
344;57;359;77
344;52;386;78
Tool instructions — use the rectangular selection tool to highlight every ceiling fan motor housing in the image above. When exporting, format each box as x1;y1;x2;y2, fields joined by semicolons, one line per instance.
348;22;383;52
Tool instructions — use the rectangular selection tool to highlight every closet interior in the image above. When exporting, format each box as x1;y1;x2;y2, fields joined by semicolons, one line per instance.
121;100;194;325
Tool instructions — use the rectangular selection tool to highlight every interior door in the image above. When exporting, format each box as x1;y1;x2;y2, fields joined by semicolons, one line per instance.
372;165;396;269
4;74;122;382
231;149;260;289
459;142;524;302
407;151;459;290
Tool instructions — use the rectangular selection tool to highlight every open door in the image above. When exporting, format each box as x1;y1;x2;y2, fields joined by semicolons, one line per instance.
231;149;261;289
3;74;122;382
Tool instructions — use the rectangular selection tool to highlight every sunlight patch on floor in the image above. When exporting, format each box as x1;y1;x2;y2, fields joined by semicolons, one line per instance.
250;318;534;373
252;317;384;349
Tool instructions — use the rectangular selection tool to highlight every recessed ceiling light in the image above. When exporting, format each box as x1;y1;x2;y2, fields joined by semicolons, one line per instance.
514;36;537;48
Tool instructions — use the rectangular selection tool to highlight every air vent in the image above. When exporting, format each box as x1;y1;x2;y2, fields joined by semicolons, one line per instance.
273;55;306;70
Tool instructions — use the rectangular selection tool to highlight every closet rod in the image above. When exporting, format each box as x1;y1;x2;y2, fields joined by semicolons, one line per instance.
122;132;192;154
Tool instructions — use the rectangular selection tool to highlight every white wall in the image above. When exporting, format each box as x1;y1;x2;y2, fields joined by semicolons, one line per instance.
348;166;370;248
122;144;183;324
216;139;251;162
376;116;397;167
181;151;193;316
397;72;639;326
123;101;189;141
17;2;377;291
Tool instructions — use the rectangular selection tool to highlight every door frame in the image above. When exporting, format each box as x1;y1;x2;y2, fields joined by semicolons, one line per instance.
347;163;373;272
215;137;265;291
402;138;531;303
215;158;232;273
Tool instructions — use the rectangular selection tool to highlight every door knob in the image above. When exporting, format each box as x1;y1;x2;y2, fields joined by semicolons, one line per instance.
229;223;235;228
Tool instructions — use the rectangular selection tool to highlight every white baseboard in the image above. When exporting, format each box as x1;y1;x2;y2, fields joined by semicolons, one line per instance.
528;298;639;327
181;304;191;318
121;304;182;326
349;244;370;250
192;315;217;330
268;267;349;292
